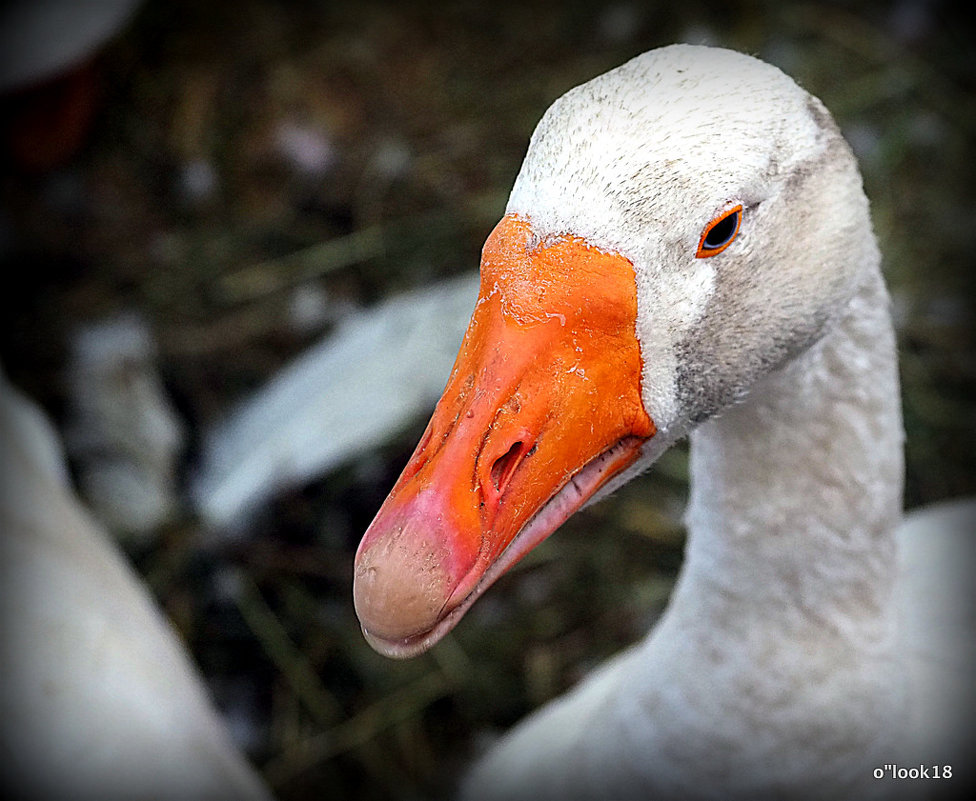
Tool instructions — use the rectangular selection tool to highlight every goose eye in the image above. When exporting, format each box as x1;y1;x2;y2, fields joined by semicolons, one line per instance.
696;205;742;258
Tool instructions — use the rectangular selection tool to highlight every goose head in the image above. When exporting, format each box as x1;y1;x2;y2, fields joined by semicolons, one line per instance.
353;44;879;658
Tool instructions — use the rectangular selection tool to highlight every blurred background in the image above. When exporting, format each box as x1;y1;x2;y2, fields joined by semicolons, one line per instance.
1;1;973;799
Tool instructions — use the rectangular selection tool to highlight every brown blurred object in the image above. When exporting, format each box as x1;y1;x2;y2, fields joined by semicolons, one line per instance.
2;60;102;172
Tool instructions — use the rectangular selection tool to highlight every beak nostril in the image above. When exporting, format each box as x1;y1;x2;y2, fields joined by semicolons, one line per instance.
490;440;527;495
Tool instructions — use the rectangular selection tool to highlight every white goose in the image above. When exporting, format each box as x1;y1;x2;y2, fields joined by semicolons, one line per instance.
0;368;272;801
352;45;975;799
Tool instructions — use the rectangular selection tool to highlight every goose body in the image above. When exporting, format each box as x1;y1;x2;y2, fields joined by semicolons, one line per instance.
0;369;272;801
352;45;975;798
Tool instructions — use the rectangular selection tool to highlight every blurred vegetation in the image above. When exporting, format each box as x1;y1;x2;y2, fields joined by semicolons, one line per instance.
1;1;973;799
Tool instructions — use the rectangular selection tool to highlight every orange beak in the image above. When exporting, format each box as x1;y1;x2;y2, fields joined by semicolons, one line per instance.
353;215;655;658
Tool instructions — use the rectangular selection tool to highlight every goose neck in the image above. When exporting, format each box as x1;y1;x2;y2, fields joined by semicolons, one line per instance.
677;267;905;642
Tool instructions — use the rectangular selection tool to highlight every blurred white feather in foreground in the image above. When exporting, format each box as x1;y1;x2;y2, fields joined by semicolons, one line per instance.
0;0;140;92
0;367;272;801
192;273;478;527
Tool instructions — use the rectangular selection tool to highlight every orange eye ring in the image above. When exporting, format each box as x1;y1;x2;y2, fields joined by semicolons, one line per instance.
696;204;742;258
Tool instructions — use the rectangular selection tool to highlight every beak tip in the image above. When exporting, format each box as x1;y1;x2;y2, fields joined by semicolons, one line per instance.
352;548;443;644
353;499;472;644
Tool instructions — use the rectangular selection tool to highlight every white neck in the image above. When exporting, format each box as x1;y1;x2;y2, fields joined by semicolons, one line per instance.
620;267;908;793
678;265;904;643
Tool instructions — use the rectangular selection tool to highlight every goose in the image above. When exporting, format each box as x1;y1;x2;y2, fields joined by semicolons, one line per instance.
0;367;273;801
351;45;975;799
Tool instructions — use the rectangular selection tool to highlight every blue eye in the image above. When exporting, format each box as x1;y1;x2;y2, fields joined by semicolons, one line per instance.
696;205;742;257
